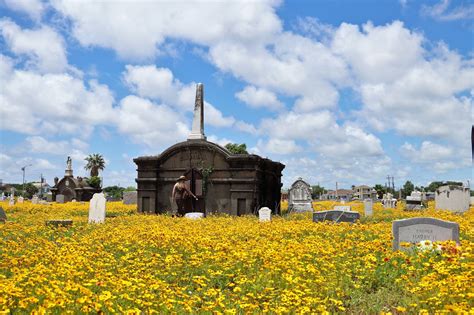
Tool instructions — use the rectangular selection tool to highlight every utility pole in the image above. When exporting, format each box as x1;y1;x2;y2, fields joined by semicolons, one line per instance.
21;164;32;197
40;174;44;199
335;181;338;200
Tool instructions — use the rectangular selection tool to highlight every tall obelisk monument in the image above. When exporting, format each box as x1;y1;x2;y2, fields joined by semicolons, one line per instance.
187;83;207;141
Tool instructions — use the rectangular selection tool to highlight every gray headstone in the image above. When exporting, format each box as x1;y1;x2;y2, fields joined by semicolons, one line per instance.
46;220;73;227
122;191;137;205
392;217;460;251
364;199;373;216
184;212;204;219
313;210;360;223
56;194;65;203
288;178;313;212
259;207;271;222
0;207;6;222
88;192;106;223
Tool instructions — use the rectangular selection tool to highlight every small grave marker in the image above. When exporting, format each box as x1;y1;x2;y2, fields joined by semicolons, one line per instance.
392;217;460;251
56;194;65;203
32;196;39;204
334;205;351;212
259;207;271;222
184;212;204;219
88;192;106;223
17;196;24;203
123;191;137;205
313;210;360;223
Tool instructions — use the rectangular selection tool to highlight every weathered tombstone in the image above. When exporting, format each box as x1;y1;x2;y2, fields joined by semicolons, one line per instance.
259;207;271;222
8;196;14;206
56;194;65;203
313;210;360;223
46;220;73;227
71;199;77;203
32;196;39;204
88;192;106;223
184;212;204;219
288;178;313;212
435;185;470;213
405;191;424;211
382;193;396;209
364;199;373;216
392;217;460;251
123;191;137;205
334;205;351;212
17;196;24;203
0;207;6;223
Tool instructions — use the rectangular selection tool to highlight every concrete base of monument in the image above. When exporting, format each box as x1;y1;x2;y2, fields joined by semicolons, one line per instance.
289;202;314;212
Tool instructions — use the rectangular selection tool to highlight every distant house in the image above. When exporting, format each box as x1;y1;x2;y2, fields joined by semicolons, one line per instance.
32;182;51;195
353;185;377;200
321;189;353;201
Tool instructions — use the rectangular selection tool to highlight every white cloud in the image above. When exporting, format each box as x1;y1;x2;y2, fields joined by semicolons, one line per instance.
207;135;235;148
421;0;474;21
0;18;68;73
256;138;302;155
3;0;45;22
24;136;89;156
235;86;283;111
235;121;258;135
0;59;115;135
123;64;236;128
51;0;282;60
115;95;189;149
332;21;424;84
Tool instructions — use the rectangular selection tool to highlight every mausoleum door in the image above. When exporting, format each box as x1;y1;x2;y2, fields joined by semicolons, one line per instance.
184;168;205;213
63;188;74;202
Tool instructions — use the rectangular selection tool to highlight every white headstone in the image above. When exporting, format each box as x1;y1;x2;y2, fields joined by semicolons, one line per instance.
364;199;373;216
334;205;351;212
88;192;106;223
184;212;204;219
17;196;24;203
259;207;271;222
32;196;39;204
8;196;14;206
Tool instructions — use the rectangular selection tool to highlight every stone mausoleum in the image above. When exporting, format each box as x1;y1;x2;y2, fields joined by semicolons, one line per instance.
51;157;101;202
134;84;285;215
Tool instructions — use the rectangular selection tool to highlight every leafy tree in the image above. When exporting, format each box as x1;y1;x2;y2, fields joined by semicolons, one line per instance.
84;154;106;177
86;176;102;189
402;181;415;198
225;143;248;154
124;186;136;192
103;186;125;199
311;185;326;199
373;184;387;199
426;181;462;192
24;183;38;199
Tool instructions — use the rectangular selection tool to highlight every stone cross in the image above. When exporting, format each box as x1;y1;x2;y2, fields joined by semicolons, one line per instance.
188;83;207;140
88;192;106;223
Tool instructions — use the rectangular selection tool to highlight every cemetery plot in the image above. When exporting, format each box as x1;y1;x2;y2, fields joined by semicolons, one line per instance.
313;210;360;223
0;200;472;313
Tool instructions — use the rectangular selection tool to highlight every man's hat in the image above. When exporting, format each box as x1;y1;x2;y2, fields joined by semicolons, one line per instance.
177;175;186;181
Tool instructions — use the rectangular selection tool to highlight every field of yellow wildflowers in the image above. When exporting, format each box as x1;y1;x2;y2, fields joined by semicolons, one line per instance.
0;200;473;313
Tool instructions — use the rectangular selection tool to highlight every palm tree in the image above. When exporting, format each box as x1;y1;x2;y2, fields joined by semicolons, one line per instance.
84;154;105;177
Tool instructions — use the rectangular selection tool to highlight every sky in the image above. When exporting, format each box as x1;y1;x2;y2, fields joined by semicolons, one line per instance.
0;0;472;190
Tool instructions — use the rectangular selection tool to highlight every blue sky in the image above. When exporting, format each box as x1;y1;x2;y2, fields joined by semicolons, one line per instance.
0;0;472;190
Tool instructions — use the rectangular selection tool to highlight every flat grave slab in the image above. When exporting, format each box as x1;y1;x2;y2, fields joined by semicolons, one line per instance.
313;210;360;223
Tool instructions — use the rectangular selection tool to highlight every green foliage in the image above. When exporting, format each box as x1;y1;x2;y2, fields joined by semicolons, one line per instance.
84;153;106;177
426;181;463;192
311;185;326;199
124;186;136;192
401;181;415;198
86;176;102;189
103;185;125;199
225;143;248;154
373;184;387;199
